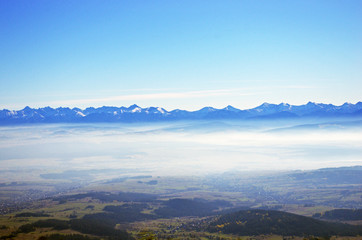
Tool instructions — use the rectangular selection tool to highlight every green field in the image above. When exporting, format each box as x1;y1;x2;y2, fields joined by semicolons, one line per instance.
1;167;361;239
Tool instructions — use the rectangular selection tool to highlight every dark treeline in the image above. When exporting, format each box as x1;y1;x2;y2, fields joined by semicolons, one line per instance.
38;234;99;240
313;209;362;221
1;219;133;240
83;203;157;225
155;198;232;218
70;219;132;239
206;210;362;236
53;192;157;203
80;198;234;228
15;212;50;218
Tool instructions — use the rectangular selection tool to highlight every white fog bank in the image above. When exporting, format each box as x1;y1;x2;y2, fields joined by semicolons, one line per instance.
0;120;361;180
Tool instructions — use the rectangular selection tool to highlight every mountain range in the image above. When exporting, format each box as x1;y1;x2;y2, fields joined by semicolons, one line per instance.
1;102;362;124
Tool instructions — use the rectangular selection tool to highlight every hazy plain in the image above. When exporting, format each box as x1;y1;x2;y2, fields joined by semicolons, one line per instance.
1;119;361;182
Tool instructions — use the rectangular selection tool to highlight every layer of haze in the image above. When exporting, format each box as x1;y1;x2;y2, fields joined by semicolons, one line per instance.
1;121;361;181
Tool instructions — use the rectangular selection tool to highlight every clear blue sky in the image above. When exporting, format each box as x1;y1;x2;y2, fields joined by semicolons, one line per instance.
1;0;361;110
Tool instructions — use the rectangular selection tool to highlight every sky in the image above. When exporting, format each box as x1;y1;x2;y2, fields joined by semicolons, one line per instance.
0;0;361;111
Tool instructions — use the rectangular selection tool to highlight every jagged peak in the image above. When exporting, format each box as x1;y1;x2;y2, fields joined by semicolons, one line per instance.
198;106;217;112
55;107;72;110
279;102;290;106
40;106;53;110
255;102;281;109
128;104;140;110
223;105;240;111
342;102;353;106
22;106;32;111
306;101;318;106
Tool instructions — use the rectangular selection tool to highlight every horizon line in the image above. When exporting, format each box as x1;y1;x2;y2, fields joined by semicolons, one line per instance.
2;101;362;112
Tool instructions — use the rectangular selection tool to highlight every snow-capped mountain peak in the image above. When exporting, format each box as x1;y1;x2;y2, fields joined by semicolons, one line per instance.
1;102;361;124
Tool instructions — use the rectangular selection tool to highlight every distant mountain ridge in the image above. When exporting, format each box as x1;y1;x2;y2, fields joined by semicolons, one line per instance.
1;102;362;124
